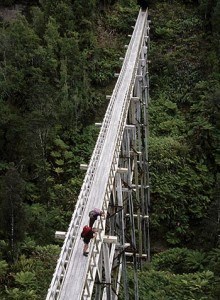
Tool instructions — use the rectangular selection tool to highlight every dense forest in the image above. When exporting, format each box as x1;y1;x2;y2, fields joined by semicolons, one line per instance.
0;0;219;299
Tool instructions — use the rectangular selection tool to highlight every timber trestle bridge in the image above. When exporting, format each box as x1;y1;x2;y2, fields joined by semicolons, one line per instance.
46;9;150;300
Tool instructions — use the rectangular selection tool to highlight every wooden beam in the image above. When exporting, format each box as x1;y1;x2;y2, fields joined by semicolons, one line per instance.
117;167;128;173
80;164;88;170
103;235;118;244
55;231;66;240
95;122;102;127
125;252;148;258
116;243;130;249
130;150;142;155
126;214;149;219
125;124;136;129
131;96;140;102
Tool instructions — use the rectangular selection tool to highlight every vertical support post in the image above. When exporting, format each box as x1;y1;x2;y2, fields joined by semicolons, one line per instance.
103;243;112;299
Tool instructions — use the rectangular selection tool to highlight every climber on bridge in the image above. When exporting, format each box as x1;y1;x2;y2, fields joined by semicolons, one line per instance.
81;226;97;257
89;208;104;228
137;0;148;10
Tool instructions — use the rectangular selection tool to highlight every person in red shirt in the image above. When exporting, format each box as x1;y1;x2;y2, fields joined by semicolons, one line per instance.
81;226;97;257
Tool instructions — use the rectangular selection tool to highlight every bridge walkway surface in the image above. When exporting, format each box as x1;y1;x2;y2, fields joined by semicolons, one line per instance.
46;9;150;300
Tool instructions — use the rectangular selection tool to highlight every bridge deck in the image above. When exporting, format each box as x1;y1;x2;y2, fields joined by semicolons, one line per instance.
49;10;148;300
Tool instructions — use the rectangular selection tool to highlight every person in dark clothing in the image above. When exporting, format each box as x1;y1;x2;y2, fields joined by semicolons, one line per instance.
82;227;96;256
137;0;148;10
89;208;104;228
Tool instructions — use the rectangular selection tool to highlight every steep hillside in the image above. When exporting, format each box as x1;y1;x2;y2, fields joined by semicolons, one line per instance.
149;0;219;249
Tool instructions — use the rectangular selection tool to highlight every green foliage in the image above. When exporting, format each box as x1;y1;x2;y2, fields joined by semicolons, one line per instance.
24;204;68;244
122;266;215;300
29;244;60;298
149;0;218;249
149;95;186;135
0;259;8;277
20;238;36;257
212;0;220;36
105;3;138;34
149;134;214;245
138;247;220;299
206;248;220;275
0;0;16;6
13;255;35;272
5;287;38;299
90;48;119;86
206;247;220;297
152;248;206;273
155;27;174;38
0;168;26;262
15;271;36;288
1;244;60;299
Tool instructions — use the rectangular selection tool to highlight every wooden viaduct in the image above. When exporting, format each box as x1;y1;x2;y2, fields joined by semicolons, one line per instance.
46;9;150;300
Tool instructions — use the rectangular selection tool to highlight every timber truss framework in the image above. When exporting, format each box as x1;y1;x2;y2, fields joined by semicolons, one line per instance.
46;8;150;300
